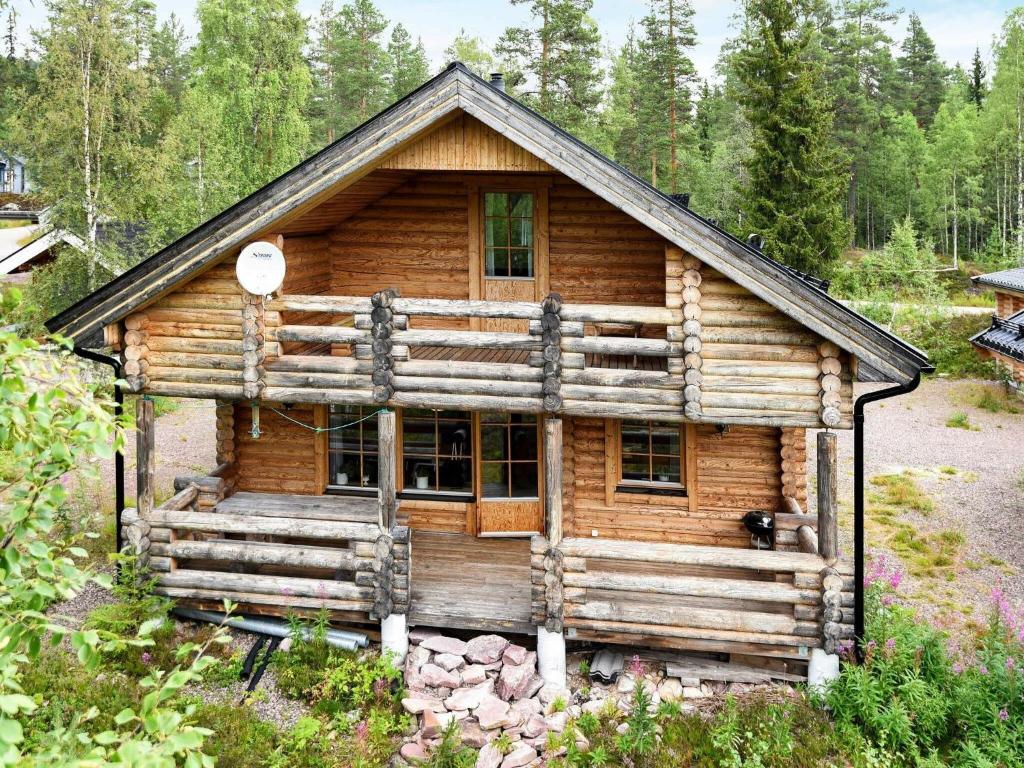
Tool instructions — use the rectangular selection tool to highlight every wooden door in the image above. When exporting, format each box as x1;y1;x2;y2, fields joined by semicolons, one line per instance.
475;412;544;537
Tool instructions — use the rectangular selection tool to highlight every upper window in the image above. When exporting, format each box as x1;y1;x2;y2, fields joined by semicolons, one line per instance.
480;412;539;498
619;420;685;490
327;405;378;491
484;192;534;278
402;409;473;495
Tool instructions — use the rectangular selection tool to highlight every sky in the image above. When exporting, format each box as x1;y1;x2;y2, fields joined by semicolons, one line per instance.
7;0;1021;82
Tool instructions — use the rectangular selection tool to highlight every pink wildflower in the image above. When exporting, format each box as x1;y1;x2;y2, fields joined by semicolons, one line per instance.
837;640;855;660
998;709;1009;722
979;664;989;676
374;678;389;699
354;719;369;743
953;662;964;674
628;654;646;677
885;638;897;653
141;652;152;665
1007;657;1016;672
881;594;896;607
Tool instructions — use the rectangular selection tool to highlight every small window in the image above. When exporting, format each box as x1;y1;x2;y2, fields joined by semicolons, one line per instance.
327;405;378;491
402;409;473;495
480;412;539;498
619;420;685;490
484;192;534;278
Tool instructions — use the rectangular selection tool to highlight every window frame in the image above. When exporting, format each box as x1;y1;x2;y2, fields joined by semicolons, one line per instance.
324;404;379;498
481;189;536;281
606;419;698;511
397;408;475;500
478;411;542;501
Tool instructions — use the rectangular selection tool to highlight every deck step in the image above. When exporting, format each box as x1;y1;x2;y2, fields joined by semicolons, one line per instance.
660;652;806;683
216;491;379;523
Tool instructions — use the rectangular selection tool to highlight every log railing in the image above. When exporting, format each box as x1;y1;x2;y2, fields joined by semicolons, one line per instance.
530;535;855;665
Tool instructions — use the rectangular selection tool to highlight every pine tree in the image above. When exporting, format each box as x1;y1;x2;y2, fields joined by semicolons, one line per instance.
633;0;697;192
969;46;987;111
5;8;15;58
897;13;947;128
387;23;429;101
732;0;849;274
603;30;642;170
310;0;390;142
496;0;603;139
443;29;496;77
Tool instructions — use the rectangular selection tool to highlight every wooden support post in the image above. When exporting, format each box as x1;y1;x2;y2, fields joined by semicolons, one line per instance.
541;293;563;412
241;292;266;400
370;289;400;403
544;418;563;546
818;342;842;427
680;253;703;420
131;397;155;566
817;430;838;562
378;409;398;531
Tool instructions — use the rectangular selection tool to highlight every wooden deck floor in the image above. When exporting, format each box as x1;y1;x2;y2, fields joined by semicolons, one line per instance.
409;531;534;635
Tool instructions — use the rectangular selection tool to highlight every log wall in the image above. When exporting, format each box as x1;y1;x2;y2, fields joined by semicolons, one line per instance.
234;403;320;495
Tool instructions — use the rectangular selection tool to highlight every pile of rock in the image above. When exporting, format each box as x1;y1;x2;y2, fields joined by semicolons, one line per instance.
399;631;570;767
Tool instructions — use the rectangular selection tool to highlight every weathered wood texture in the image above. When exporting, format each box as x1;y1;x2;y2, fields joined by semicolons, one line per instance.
379;113;553;172
817;431;839;562
234;403;320;494
565;418;782;547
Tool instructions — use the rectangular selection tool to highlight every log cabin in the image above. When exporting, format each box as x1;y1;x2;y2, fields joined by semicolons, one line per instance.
971;267;1024;395
46;64;931;684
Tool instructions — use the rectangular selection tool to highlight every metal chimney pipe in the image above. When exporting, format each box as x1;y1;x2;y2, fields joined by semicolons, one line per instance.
489;72;506;92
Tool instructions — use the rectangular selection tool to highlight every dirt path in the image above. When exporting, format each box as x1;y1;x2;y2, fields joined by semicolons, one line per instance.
811;378;1024;635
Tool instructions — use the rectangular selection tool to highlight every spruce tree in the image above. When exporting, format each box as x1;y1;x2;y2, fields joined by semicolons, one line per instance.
496;0;603;139
897;13;947;127
144;14;190;144
733;0;849;274
443;30;496;77
387;23;429;101
969;46;987;111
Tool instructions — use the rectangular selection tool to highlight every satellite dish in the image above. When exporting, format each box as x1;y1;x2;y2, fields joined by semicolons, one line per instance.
236;241;286;296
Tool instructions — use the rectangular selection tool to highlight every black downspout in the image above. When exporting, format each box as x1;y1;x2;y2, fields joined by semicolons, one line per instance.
853;369;928;654
72;346;125;554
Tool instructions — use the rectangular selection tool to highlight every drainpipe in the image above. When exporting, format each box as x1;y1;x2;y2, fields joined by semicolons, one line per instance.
853;369;928;654
71;346;125;554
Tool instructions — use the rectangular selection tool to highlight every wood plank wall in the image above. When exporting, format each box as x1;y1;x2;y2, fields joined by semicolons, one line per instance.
280;234;331;355
996;289;1024;318
234;403;320;495
564;418;781;547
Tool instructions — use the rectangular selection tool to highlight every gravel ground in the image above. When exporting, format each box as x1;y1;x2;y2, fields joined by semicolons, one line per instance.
810;378;1024;633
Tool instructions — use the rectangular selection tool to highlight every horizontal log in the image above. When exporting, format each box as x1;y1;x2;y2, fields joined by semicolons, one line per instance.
393;376;543;398
559;305;679;324
700;360;821;378
702;376;823;396
797;525;818;554
393;297;542;319
147;367;244;385
146;509;381;541
157;484;199;512
563;617;820;649
144;382;245;399
394;359;543;382
566;599;816;636
260;387;376;405
264;370;374;389
268;295;373;314
562;335;675;357
156;586;373;613
560;400;685;422
267;355;375;375
390;391;543;412
562;368;684;388
558;537;846;574
394;328;542;350
560;384;682;406
158;569;373;600
146;352;244;371
563;571;820;605
276;325;368;344
700;392;821;413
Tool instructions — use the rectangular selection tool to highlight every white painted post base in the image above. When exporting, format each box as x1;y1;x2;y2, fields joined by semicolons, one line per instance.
536;626;566;688
381;613;408;664
807;648;840;693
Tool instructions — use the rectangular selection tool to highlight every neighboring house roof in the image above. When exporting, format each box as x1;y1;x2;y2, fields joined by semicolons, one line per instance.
0;228;117;276
973;267;1024;294
45;63;930;383
971;309;1024;365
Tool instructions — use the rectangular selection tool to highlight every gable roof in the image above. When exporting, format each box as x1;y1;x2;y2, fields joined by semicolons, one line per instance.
0;228;117;276
973;267;1024;294
971;309;1024;365
46;63;930;384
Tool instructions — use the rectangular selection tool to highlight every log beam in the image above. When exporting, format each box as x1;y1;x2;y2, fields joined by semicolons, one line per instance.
817;430;838;562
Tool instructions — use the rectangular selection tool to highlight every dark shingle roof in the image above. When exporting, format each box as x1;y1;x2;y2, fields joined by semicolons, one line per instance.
971;310;1024;364
973;267;1024;293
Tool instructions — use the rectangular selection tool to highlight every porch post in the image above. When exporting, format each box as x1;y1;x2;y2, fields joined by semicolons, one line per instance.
376;408;407;662
127;397;155;568
817;431;838;562
538;417;567;689
812;429;841;689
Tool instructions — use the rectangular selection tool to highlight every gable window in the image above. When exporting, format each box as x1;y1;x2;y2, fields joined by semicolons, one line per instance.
618;420;686;492
327;405;378;492
484;192;534;278
480;412;539;498
402;409;473;496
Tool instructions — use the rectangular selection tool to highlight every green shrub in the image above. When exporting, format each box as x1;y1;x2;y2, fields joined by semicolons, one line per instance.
946;411;973;430
891;308;996;379
831;218;944;301
193;702;278;768
423;720;478;768
314;650;404;714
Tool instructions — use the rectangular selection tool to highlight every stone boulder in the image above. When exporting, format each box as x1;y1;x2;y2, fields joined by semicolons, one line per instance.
421;635;469;656
466;634;510;664
420;663;461;689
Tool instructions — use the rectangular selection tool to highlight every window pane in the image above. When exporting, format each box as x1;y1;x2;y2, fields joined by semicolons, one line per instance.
510;193;533;217
621;422;648;454
360;455;378;488
439;419;472;456
481;424;507;461
621;455;649;482
485;217;509;248
481;462;507;497
511;218;532;247
510;462;538;497
405;457;435;490
438;458;472;493
510;424;537;460
480;411;508;424
485;248;508;277
510;248;532;277
402;419;435;455
485;192;508;216
652;456;680;484
650;427;680;457
331;451;360;486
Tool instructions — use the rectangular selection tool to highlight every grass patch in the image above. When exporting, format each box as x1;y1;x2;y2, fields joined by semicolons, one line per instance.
0;218;32;229
945;411;975;430
869;472;935;515
937;465;958;475
956;382;1021;414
